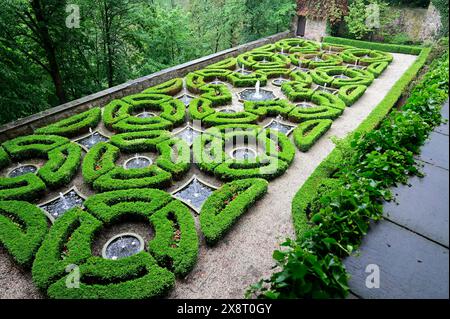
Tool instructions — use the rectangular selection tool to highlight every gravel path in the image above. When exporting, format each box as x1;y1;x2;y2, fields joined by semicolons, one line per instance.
0;53;417;299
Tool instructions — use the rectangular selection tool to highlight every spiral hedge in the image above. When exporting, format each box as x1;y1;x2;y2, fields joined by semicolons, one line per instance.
0;38;394;299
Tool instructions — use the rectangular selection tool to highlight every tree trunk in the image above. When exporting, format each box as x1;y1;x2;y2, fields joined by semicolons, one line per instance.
30;0;66;104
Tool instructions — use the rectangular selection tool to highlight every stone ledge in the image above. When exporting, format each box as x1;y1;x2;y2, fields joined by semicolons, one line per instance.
0;31;292;142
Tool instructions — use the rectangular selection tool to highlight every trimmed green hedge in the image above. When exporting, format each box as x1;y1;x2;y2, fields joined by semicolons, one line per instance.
367;61;390;77
82;142;120;185
244;99;294;118
338;85;367;106
142;78;183;96
206;57;237;70
2;134;69;161
323;36;423;55
35;108;101;137
92;165;172;192
200;179;268;245
37;143;82;189
293;119;333;152
0;200;48;267
199;84;232;106
227;71;268;87
0;146;10;169
155;138;191;180
47;252;175;299
0;173;46;201
188;98;215;121
149;200;199;276
110;130;171;153
292;47;431;237
85;189;198;277
32;208;103;291
193;128;294;182
202;111;260;127
309;66;375;88
290;52;343;68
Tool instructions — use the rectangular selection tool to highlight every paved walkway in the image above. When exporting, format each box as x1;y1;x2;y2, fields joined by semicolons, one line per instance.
345;101;449;299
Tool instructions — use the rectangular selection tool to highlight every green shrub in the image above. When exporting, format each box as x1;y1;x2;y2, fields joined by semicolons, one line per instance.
82;142;120;185
47;252;175;299
338;85;367;106
260;129;296;165
293;120;333;152
0;201;48;267
281;81;314;102
149;200;199;276
142;78;183;96
37;143;82;189
367;62;389;77
0;146;10;169
227;71;268;87
188;98;215;121
290;52;343;68
206;57;237;70
92;166;172;192
202;111;260;127
32;208;103;291
309;66;374;88
275;38;320;53
112;116;173;133
2;134;69;161
103;99;132;129
84;188;173;223
199;84;232;106
340;48;393;65
288;104;343;123
246;239;349;299
185;72;207;94
35;108;101;137
155;138;191;180
0;173;46;201
110;130;171;153
244;99;294;118
200;179;268;245
289;71;313;85
323;36;422;55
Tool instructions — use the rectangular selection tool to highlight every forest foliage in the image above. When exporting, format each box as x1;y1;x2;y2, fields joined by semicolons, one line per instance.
0;0;295;125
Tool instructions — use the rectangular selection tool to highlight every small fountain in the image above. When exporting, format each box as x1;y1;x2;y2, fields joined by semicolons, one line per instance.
272;76;289;87
238;81;276;102
123;154;152;169
136;109;155;118
178;79;195;106
8;163;38;178
40;188;85;221
102;233;144;260
173;124;203;146
210;77;224;85
264;118;296;136
312;56;323;62
172;176;217;213
333;74;350;80
296;101;315;109
230;147;257;161
77;128;109;150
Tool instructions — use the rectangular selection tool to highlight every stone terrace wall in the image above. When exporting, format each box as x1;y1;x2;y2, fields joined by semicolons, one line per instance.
0;31;293;142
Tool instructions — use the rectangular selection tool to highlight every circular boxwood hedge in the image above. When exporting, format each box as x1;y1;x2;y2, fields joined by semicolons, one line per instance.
290;52;343;69
103;94;185;132
340;48;393;65
309;66;375;88
0;135;82;199
193;126;295;181
275;38;320;54
82;132;191;192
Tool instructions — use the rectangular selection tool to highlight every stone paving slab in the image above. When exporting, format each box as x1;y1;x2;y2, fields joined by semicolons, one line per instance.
416;131;449;170
384;162;449;247
345;220;449;299
435;101;449;136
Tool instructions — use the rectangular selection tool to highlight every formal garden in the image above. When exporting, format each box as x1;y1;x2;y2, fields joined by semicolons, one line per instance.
0;0;448;301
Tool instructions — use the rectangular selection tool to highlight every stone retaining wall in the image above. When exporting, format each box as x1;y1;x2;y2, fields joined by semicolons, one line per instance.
0;31;293;142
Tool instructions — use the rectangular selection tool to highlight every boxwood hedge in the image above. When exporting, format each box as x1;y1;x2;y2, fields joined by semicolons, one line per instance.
200;179;268;245
0;200;48;267
34;108;101;137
